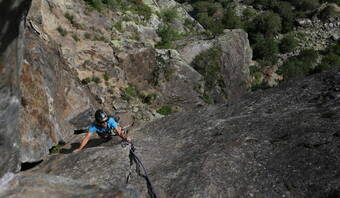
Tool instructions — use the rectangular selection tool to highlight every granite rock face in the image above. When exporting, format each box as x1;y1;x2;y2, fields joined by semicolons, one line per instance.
0;172;138;198
129;68;340;198
0;0;32;178
11;67;338;198
19;28;95;163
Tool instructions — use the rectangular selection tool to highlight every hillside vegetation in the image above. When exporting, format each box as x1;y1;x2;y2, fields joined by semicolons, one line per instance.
175;0;340;87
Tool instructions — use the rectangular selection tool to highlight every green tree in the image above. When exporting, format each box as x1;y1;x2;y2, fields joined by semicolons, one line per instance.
192;47;223;89
160;8;179;24
156;25;182;49
280;49;319;78
314;41;340;72
279;34;299;53
298;0;320;11
251;11;282;37
273;1;295;33
252;0;278;9
197;12;224;34
252;34;279;64
222;7;243;29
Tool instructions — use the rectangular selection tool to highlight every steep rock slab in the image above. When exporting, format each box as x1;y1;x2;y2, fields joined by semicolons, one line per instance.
0;172;138;198
19;28;94;162
0;0;32;178
131;68;340;198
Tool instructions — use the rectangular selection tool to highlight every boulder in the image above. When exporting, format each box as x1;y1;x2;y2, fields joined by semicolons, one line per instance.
218;29;253;100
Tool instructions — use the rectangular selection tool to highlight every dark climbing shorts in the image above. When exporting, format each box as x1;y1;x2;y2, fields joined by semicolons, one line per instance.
97;131;116;141
96;130;128;142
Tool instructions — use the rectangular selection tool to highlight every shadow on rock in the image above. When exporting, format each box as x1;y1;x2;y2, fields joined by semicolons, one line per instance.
60;136;123;154
0;0;32;55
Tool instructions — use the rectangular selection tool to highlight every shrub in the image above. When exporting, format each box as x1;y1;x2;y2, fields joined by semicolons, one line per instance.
196;12;224;34
299;49;319;65
193;1;222;15
160;8;179;24
113;21;123;32
49;141;66;154
242;7;256;21
156;105;173;115
103;72;110;81
105;0;123;10
124;86;137;97
156;25;182;49
84;32;91;39
57;26;67;36
252;34;279;64
81;77;92;84
92;76;102;84
65;12;75;24
252;0;278;9
314;41;340;72
184;18;197;32
279;34;299;53
315;54;340;72
140;93;157;104
250;11;281;37
84;0;104;11
108;88;115;95
129;0;152;20
279;49;319;78
273;1;295;33
72;33;80;42
192;1;225;34
296;0;320;11
222;7;243;29
193;47;223;89
93;34;106;41
201;92;214;104
121;86;138;101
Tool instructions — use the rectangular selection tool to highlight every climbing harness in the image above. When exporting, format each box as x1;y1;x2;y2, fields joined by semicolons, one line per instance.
123;142;158;198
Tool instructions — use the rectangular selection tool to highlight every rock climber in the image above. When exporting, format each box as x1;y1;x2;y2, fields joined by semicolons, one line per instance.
73;109;131;152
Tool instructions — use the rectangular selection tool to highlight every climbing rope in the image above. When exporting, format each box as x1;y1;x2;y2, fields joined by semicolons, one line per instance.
124;142;158;198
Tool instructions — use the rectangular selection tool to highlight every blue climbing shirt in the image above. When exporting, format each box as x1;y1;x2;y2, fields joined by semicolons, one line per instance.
88;117;118;134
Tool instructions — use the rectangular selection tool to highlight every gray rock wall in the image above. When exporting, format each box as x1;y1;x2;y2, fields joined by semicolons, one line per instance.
19;28;95;163
0;0;32;178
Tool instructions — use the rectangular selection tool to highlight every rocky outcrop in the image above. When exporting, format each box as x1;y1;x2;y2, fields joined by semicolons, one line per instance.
217;29;253;100
0;0;32;178
19;29;95;163
153;49;205;110
178;29;253;102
